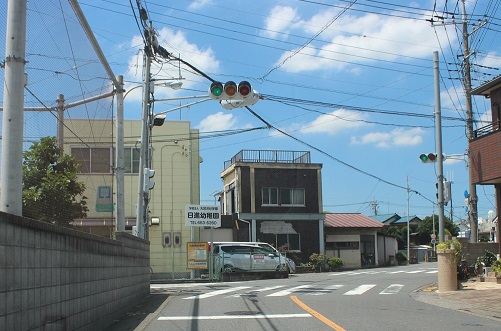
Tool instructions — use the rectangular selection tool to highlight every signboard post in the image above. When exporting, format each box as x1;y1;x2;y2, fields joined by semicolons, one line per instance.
185;204;221;279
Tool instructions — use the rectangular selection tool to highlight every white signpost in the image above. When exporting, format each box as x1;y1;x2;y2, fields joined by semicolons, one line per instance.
185;204;221;227
185;204;221;280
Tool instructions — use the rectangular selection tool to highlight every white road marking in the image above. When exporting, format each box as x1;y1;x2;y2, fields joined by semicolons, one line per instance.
343;284;376;295
426;270;438;273
227;285;285;297
266;284;312;297
183;286;251;299
379;284;404;294
158;313;312;321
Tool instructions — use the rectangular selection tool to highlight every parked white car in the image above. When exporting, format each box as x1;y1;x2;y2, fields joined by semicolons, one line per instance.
211;242;295;273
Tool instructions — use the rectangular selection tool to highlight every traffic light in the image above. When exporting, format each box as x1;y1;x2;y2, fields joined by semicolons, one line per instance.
419;153;437;163
143;168;155;194
209;81;253;100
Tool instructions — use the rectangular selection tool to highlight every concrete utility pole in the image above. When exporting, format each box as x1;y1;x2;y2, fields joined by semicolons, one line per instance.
434;51;446;243
1;0;27;216
461;0;479;243
135;22;154;240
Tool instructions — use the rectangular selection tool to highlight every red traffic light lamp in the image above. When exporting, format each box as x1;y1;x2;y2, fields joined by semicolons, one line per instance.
209;81;253;100
419;153;437;163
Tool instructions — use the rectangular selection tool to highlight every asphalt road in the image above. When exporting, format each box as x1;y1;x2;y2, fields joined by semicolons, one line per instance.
109;263;501;331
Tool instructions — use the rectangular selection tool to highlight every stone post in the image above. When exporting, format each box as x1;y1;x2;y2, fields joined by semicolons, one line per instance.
437;249;458;292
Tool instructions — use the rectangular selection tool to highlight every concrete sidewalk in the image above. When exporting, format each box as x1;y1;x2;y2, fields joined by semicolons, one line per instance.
412;280;501;322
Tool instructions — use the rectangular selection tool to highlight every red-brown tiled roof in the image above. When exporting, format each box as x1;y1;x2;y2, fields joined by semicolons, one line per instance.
324;213;384;228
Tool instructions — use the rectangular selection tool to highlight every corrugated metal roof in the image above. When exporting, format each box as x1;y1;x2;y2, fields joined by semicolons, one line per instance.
324;213;384;228
370;213;400;224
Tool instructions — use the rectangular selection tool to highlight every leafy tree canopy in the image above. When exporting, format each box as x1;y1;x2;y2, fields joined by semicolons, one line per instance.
416;215;459;244
22;136;88;225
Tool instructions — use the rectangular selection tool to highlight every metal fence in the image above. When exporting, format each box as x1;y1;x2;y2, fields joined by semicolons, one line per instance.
150;249;288;282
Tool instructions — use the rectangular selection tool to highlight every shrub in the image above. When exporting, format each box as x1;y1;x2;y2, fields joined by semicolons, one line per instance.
309;253;326;272
327;257;343;271
395;252;407;265
476;250;497;267
436;238;462;264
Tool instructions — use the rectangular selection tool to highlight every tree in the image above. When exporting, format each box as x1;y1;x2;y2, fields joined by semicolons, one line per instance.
416;215;459;244
23;136;88;225
387;226;407;250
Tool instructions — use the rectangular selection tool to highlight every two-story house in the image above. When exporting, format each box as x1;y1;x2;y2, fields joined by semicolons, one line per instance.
217;150;325;263
471;75;501;255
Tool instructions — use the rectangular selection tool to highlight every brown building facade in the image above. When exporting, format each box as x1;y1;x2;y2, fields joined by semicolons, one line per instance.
471;75;501;254
220;150;325;263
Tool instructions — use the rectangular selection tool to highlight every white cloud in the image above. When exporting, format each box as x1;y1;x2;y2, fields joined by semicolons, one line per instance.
351;127;425;148
269;9;454;73
297;109;368;135
125;28;219;102
197;112;238;132
477;51;501;71
263;6;300;38
188;0;214;10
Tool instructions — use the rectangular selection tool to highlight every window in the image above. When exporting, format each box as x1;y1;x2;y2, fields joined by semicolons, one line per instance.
72;147;140;174
262;187;278;205
280;188;305;206
72;147;112;173
326;241;360;250
276;234;300;251
124;147;140;174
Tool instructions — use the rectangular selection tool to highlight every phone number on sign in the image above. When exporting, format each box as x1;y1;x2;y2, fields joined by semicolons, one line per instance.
188;220;219;226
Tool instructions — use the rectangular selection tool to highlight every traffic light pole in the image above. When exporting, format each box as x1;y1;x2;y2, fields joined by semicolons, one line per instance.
434;51;446;243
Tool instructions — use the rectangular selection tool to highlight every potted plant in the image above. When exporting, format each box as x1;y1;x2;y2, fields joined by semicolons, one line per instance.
491;259;501;278
475;250;497;277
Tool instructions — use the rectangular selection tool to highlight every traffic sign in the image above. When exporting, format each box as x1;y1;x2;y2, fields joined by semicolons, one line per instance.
431;239;436;244
431;234;436;239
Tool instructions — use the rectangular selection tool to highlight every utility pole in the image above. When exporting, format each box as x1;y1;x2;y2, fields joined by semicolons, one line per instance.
406;176;410;262
370;200;378;216
434;51;446;243
136;21;154;240
461;0;481;243
1;0;27;216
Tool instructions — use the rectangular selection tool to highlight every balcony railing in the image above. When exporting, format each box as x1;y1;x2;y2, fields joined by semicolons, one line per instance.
473;120;500;139
224;150;310;169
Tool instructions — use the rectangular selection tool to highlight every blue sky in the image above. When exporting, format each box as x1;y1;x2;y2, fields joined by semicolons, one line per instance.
1;0;500;225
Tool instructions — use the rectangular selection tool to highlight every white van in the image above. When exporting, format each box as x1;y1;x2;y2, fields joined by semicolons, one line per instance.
210;242;296;273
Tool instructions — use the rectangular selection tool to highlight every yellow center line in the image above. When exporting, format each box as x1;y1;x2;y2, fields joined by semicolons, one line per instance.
290;295;347;331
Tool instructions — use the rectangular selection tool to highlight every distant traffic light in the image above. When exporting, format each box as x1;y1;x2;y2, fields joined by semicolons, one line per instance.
209;81;254;100
419;153;437;163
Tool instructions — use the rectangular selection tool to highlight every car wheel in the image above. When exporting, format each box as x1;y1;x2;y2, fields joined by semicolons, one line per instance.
224;264;235;273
